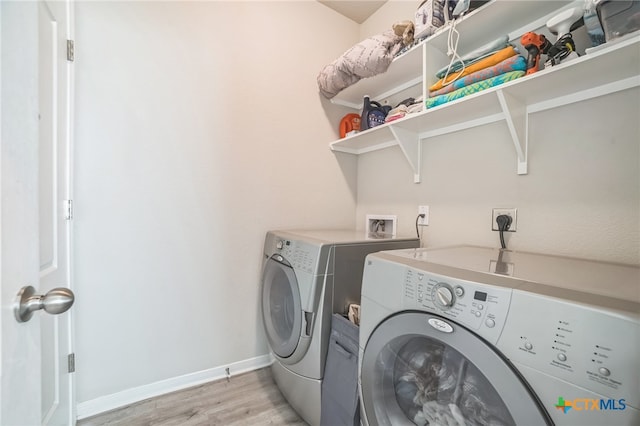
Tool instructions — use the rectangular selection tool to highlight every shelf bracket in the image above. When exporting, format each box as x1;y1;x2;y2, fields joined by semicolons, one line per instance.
497;89;528;175
389;125;421;183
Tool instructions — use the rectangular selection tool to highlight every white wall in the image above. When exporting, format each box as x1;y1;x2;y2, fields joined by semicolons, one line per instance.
359;0;415;39
355;90;640;263
74;0;639;415
352;1;640;264
74;1;359;409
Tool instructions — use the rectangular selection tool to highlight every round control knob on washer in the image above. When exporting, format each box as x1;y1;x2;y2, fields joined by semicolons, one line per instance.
557;353;567;362
524;342;533;351
599;367;611;377
433;283;455;308
485;319;496;328
454;286;465;297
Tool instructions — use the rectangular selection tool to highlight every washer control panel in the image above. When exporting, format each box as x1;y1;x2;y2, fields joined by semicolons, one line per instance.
403;268;512;344
498;290;640;408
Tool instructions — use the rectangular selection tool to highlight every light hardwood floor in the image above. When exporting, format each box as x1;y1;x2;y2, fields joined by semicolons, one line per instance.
77;367;307;426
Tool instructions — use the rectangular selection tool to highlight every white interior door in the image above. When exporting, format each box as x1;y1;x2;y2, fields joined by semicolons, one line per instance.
1;2;43;425
39;0;75;424
0;1;74;424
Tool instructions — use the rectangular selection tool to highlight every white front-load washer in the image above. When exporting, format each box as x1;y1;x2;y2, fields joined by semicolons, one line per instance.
358;245;639;426
261;229;419;426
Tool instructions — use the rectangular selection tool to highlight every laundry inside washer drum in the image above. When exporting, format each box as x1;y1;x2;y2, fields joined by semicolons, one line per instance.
392;337;515;426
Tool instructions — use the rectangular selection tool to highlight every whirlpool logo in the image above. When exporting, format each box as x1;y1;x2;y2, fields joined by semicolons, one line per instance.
555;396;627;413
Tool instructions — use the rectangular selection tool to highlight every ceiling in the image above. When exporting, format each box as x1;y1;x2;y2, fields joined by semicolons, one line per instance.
318;1;388;24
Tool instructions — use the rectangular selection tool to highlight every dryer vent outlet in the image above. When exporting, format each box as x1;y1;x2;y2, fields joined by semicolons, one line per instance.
366;214;397;237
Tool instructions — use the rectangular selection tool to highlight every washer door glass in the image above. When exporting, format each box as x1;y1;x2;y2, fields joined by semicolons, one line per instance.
361;312;551;426
261;256;302;358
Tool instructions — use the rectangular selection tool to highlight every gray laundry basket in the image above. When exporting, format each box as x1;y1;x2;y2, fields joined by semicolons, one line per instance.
320;313;360;426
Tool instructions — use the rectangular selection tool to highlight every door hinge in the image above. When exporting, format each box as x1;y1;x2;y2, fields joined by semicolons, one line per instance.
65;199;73;220
68;353;75;373
67;40;74;62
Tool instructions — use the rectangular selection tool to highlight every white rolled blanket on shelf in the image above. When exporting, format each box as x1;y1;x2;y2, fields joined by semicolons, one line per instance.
317;30;403;99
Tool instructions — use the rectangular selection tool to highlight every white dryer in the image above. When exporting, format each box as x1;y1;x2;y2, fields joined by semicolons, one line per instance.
358;245;639;426
261;229;419;426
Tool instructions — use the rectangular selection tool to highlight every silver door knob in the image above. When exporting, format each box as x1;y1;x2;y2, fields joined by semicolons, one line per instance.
14;285;75;323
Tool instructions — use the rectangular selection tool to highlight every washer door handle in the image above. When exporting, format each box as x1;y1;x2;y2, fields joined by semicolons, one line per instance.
14;285;75;323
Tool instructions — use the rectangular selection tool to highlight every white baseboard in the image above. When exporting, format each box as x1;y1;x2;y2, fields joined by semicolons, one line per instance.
76;354;273;420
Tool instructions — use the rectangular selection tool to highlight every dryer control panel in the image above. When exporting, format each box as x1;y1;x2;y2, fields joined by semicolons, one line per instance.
277;239;319;275
402;268;512;344
264;233;327;313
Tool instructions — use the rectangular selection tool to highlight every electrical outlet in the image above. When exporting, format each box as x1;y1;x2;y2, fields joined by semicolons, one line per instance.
418;205;429;226
492;208;517;232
